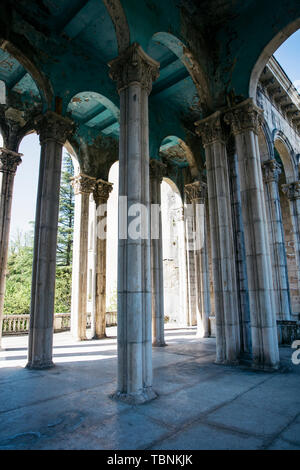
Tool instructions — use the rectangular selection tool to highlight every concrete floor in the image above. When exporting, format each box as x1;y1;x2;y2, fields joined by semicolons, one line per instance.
0;327;299;450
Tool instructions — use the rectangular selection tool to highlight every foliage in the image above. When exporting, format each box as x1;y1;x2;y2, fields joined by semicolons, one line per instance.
4;152;75;315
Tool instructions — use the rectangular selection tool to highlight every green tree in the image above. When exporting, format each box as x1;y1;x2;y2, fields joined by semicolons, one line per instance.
4;152;75;315
4;231;33;315
57;152;74;266
54;152;74;312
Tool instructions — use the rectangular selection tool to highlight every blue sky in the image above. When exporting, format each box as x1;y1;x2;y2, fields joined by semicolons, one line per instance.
274;29;300;92
3;28;300;243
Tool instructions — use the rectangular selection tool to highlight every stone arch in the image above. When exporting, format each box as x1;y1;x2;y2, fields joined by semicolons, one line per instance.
258;122;274;162
148;32;212;112
0;38;53;108
273;130;297;183
161;176;188;326
159;135;200;180
249;18;300;101
102;0;130;54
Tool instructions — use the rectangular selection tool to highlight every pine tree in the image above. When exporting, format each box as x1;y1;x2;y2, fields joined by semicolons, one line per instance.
54;152;75;313
56;152;74;266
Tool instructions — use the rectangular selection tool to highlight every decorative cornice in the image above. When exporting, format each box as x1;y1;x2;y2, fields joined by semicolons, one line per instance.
149;159;166;183
35;111;75;145
108;42;160;94
71;174;96;195
261;159;281;183
0;148;22;174
195;111;224;147
93;178;113;205
184;180;207;203
224;98;264;136
282;181;300;200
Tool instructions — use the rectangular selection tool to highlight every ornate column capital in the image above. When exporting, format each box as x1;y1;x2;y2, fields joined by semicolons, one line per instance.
195;111;224;147
184;180;207;203
282;181;300;200
262;159;281;183
149;159;166;183
93;178;113;205
108;42;160;94
71;173;96;196
224;98;264;136
35;111;75;145
0;147;22;174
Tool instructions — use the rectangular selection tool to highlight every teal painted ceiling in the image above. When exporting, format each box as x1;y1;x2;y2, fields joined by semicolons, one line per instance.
0;0;300;167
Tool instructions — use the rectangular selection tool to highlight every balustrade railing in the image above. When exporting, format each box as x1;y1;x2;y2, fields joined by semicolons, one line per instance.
2;311;117;335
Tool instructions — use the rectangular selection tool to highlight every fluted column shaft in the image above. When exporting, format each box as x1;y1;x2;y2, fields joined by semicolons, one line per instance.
71;174;96;341
225;99;279;370
282;181;300;298
150;159;166;347
185;181;211;338
92;179;113;339
195;112;241;364
0;149;22;348
262;160;291;321
227;147;252;354
27;111;74;369
109;43;159;403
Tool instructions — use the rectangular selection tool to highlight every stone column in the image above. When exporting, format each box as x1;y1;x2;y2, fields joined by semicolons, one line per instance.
224;99;279;370
262;159;291;321
282;181;300;297
109;43;159;403
195;112;241;364
185;180;211;338
149;159;166;347
0;148;22;349
27;111;74;369
92;178;113;339
227;144;252;354
71;174;96;341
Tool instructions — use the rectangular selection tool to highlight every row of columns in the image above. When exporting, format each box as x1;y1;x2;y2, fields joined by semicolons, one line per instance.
0;42;300;402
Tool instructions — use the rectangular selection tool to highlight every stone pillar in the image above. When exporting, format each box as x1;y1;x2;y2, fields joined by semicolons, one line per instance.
71;174;96;341
224;99;279;370
282;181;300;298
149;159;166;347
185;191;197;327
92;178;113;339
185;180;211;338
227;144;252;354
109;43;159;403
262;159;291;321
0;148;22;349
195;112;241;364
27;111;74;369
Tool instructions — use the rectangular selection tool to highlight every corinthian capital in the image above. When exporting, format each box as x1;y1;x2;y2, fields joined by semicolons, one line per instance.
224;98;263;135
0;148;22;174
195;111;224;146
185;180;207;203
93;178;113;205
108;42;160;94
149;159;166;183
71;174;96;195
35;111;75;145
282;181;300;200
262;159;281;183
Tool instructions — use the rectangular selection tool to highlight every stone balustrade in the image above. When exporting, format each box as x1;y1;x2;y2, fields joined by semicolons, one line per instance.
2;312;117;336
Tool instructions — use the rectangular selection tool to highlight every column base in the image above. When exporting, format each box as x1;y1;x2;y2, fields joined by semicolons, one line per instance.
251;361;280;372
152;341;167;347
26;360;55;370
111;387;158;405
92;333;107;340
214;359;240;366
